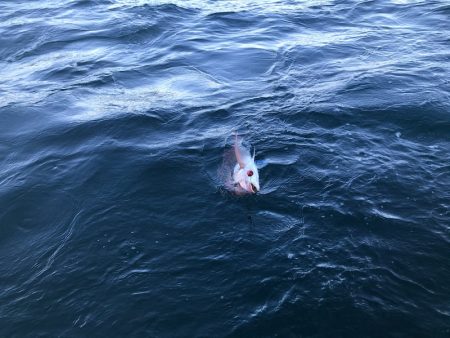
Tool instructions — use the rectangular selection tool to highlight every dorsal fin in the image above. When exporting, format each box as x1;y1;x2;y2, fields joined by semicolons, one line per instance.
234;133;245;169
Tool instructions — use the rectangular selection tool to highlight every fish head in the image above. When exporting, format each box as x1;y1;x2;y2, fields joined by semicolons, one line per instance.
242;163;260;193
234;134;260;194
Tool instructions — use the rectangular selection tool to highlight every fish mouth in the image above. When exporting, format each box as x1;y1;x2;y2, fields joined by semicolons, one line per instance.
251;184;258;193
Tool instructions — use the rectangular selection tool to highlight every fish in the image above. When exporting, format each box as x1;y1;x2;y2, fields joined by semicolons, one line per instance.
233;134;260;194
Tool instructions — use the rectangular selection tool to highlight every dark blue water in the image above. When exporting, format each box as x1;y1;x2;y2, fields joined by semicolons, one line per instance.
1;0;449;337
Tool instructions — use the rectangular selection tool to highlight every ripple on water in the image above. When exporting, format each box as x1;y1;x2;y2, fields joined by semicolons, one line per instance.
72;66;225;121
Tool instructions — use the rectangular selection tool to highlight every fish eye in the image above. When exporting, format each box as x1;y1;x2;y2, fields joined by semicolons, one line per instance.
247;170;253;177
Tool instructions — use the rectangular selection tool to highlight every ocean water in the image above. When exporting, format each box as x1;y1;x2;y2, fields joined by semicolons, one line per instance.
0;0;449;337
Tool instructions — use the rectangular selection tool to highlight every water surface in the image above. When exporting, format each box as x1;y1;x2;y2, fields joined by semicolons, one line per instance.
1;0;449;337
